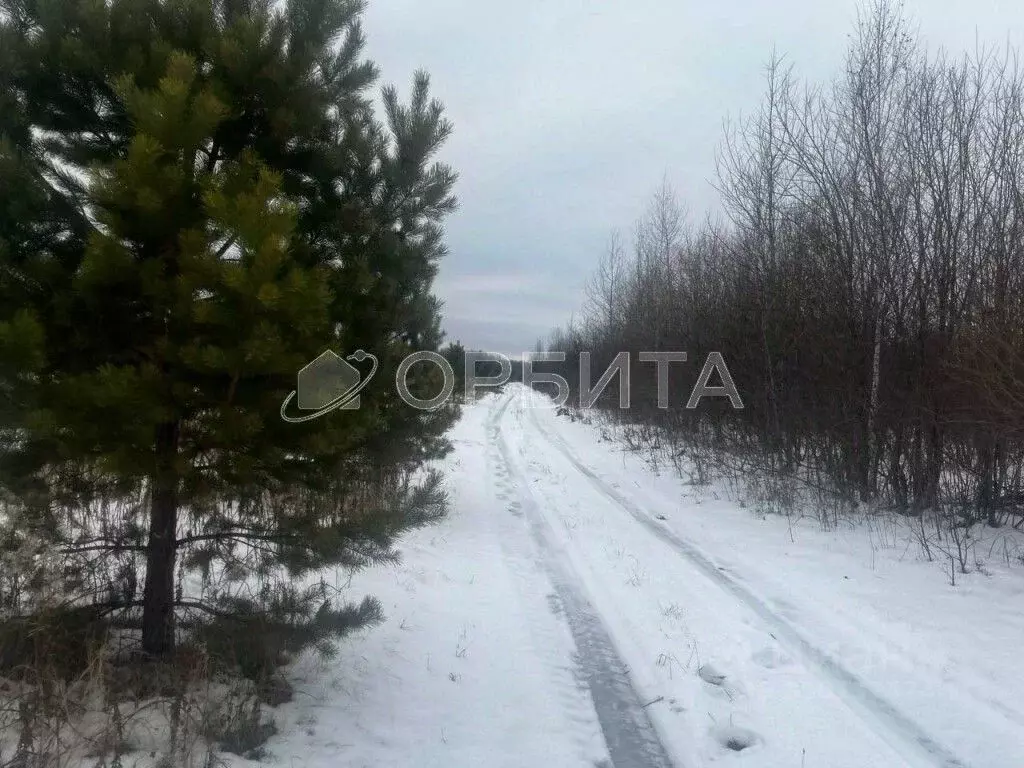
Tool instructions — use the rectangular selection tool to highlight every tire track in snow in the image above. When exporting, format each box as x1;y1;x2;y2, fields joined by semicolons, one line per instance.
482;403;608;767
526;402;970;768
487;393;676;768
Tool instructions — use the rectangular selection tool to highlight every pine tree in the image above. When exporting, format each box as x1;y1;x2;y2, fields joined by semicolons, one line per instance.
0;0;457;661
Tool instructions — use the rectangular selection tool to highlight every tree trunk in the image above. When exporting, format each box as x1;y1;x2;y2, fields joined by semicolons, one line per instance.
890;425;908;512
141;421;180;657
863;312;882;502
924;421;944;512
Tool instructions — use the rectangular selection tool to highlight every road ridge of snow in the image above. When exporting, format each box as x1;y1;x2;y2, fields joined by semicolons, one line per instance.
524;397;970;768
488;392;677;768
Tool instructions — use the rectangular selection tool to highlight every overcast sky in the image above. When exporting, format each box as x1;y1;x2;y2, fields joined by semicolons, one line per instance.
362;1;1024;356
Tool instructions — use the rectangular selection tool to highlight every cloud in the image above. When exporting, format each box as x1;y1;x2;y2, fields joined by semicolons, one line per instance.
440;273;551;296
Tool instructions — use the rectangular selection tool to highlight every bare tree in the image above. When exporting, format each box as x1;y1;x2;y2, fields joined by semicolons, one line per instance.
548;0;1024;537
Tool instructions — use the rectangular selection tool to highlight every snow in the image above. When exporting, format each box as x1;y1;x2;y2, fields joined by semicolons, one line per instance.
269;394;610;768
265;384;1024;768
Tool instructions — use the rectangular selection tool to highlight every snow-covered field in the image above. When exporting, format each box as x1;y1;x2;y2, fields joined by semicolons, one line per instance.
269;385;1024;768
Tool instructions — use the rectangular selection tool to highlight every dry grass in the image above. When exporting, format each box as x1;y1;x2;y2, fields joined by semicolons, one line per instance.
0;616;283;768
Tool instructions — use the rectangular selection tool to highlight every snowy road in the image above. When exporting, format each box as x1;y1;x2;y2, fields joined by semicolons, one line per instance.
272;387;1024;768
521;399;967;768
488;391;674;768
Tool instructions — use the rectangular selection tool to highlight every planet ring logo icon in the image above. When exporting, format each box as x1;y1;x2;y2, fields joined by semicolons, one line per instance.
280;349;378;423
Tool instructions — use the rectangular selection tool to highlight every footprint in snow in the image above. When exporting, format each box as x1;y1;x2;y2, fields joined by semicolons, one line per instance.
752;645;791;670
698;663;727;686
710;725;762;753
699;663;742;700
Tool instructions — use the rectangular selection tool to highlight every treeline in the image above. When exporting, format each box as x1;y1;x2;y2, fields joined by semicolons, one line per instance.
547;0;1024;538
